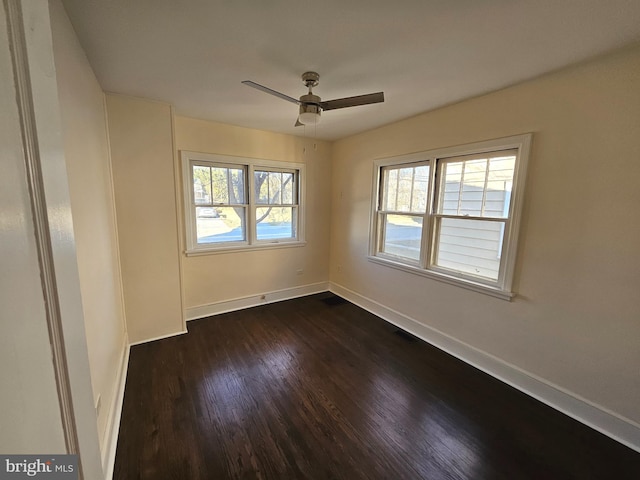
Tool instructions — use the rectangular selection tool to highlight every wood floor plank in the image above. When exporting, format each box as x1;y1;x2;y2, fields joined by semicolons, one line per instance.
114;293;640;479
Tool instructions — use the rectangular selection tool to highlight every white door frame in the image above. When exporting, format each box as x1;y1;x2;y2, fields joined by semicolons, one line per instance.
2;0;104;478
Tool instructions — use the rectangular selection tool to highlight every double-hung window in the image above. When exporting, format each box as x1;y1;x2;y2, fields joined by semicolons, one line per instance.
370;134;531;299
182;151;304;253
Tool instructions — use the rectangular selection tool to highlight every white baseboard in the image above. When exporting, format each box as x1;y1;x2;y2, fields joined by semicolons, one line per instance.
329;282;640;453
185;282;330;321
102;337;130;479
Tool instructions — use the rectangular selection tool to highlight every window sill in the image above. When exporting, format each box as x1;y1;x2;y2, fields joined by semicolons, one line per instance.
367;255;515;301
186;240;307;256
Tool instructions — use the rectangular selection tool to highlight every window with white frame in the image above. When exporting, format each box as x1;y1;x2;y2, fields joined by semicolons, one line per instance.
369;134;531;299
182;151;304;253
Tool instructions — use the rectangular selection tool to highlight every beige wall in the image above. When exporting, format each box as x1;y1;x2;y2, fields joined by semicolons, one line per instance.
106;95;184;343
50;0;127;456
175;117;332;311
330;44;640;425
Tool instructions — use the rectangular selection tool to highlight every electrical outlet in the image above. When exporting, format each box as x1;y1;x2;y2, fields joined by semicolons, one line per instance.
296;269;304;275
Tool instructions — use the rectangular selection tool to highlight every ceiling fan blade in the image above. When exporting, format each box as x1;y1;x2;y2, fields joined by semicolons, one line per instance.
241;80;300;105
320;92;384;111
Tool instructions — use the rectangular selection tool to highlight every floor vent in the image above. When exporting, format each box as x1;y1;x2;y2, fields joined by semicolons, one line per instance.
320;294;348;306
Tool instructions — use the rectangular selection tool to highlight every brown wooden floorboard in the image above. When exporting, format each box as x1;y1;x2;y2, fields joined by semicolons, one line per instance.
114;293;640;479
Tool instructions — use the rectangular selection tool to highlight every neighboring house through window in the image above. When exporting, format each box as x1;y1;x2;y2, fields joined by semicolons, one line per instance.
369;134;531;299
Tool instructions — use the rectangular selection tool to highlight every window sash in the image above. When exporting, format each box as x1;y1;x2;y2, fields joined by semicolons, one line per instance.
377;212;425;264
430;215;508;282
255;206;298;241
436;150;517;220
254;169;297;206
379;162;430;214
192;162;247;206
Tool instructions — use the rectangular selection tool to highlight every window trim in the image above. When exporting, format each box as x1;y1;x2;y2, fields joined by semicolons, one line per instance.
368;134;532;300
181;151;305;255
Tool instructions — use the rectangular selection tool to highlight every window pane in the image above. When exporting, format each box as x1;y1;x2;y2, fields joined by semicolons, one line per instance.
381;214;423;261
255;170;296;205
434;217;504;280
268;172;282;204
412;166;429;212
255;171;270;204
396;168;414;212
229;168;245;204
282;172;294;204
439;154;515;218
460;159;487;216
208;167;245;204
211;167;230;204
196;206;246;243
382;164;429;213
192;165;211;205
256;207;295;240
485;156;515;218
383;169;398;210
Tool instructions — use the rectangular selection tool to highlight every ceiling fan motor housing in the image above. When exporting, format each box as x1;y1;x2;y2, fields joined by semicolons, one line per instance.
299;93;321;124
300;93;321;113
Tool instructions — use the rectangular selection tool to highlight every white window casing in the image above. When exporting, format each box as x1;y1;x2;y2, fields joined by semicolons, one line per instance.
181;151;305;255
368;134;532;300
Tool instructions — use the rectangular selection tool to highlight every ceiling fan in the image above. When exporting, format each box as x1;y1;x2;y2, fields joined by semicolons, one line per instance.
242;71;384;126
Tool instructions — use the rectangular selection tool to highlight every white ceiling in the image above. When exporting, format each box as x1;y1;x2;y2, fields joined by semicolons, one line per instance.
61;0;640;141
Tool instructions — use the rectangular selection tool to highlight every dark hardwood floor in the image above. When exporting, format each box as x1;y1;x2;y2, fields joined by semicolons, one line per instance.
114;293;640;479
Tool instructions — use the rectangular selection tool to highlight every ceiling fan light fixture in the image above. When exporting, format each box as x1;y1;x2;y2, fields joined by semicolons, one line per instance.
298;103;321;125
